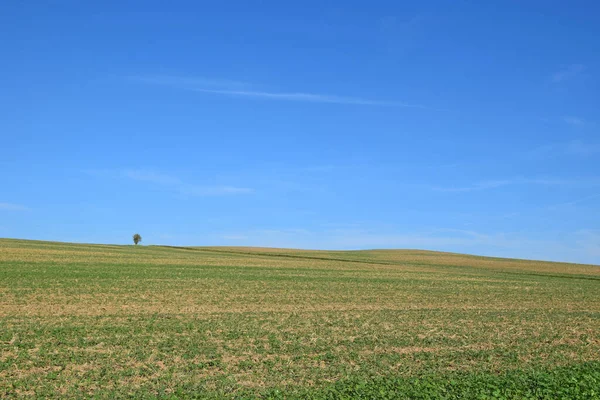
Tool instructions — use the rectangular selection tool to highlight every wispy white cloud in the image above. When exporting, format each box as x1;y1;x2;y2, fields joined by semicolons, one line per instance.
192;88;424;107
574;230;600;259
221;234;249;240
123;169;253;197
430;180;514;192
123;169;182;185
430;177;600;192
132;75;250;90
547;193;600;210
90;169;253;197
379;15;424;33
328;228;495;249
0;202;28;211
179;185;253;196
563;116;586;126
552;64;585;83
526;143;556;158
527;140;600;158
133;75;426;108
565;140;600;156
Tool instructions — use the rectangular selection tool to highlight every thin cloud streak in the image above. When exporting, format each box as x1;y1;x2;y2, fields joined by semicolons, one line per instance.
179;185;253;196
123;169;253;197
0;202;29;211
132;75;250;89
566;140;600;156
431;177;600;192
91;169;254;197
548;193;600;210
526;140;600;159
563;116;586;126
123;169;182;185
133;75;426;108
552;64;585;83
193;88;426;108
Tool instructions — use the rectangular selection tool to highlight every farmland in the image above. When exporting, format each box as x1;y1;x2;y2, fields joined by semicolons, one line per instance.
1;238;599;398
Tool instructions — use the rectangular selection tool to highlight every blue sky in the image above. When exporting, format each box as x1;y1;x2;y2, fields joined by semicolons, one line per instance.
1;1;599;264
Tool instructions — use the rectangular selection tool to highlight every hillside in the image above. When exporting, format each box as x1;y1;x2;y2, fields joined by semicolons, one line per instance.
1;239;599;398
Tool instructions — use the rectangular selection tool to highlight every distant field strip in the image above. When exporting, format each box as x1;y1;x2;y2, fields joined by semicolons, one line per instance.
1;239;599;398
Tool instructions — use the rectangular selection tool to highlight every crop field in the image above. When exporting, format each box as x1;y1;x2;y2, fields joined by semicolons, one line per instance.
1;238;599;398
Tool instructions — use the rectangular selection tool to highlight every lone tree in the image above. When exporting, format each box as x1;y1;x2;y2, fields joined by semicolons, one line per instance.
133;233;142;245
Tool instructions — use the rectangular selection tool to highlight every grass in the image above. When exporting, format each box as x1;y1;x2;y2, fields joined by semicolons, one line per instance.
1;238;599;398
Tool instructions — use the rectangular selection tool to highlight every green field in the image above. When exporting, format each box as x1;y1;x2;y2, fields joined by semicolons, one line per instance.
1;239;599;398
